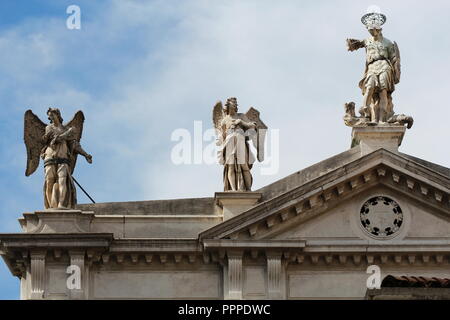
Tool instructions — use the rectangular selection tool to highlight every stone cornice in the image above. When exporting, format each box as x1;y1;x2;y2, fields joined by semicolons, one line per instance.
203;239;306;250
110;238;201;252
0;233;113;278
289;252;450;267
0;233;113;249
303;238;450;251
385;153;450;189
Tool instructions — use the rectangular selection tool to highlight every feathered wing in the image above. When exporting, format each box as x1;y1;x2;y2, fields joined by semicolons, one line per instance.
65;110;85;141
212;101;224;132
245;107;267;162
64;111;85;174
212;101;225;164
393;41;401;84
24;110;46;176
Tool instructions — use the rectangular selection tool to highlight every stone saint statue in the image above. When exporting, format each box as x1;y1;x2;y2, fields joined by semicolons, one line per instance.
345;10;413;129
213;97;267;192
24;108;92;209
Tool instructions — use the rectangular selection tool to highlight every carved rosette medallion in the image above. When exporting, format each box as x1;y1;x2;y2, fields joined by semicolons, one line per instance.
360;196;403;238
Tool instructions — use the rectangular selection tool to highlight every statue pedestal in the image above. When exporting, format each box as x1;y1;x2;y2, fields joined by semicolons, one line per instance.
352;125;406;156
19;210;95;234
215;192;262;221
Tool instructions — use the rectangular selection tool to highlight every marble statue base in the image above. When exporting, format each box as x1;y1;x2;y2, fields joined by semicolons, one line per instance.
352;125;406;156
19;210;95;234
215;192;262;220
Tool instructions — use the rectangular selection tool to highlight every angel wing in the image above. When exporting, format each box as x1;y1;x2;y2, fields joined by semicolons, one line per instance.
212;101;226;165
64;111;85;174
24;110;46;176
245;107;267;162
212;101;224;130
65;110;85;142
212;101;226;140
393;41;401;84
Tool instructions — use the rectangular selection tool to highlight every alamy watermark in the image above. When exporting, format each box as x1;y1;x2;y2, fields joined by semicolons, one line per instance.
66;265;81;290
366;265;381;289
66;5;81;30
170;121;280;175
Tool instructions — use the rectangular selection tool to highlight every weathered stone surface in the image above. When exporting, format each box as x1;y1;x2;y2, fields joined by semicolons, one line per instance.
77;198;222;238
77;197;216;216
400;153;450;178
256;146;362;201
215;192;262;220
352;125;406;156
92;269;222;299
20;210;94;233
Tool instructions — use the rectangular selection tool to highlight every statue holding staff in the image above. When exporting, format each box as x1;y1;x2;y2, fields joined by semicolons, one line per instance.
24;108;92;209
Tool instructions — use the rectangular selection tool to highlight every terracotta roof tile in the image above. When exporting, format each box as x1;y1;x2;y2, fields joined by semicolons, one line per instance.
382;275;450;288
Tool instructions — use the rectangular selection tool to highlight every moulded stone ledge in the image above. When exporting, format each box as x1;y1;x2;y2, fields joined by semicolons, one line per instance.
20;210;94;234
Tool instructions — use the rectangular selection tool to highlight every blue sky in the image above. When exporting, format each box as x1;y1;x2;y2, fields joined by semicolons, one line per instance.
0;0;449;299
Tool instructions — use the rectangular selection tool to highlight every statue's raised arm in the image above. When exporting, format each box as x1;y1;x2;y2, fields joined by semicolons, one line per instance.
346;38;365;52
64;111;92;174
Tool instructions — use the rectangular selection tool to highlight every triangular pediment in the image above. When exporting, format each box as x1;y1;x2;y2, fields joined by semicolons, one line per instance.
199;149;450;242
266;183;450;242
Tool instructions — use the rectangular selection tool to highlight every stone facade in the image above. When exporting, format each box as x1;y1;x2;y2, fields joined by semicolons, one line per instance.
1;127;449;299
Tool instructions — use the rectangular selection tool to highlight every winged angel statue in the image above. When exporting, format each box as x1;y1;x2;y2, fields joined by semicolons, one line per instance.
24;108;92;209
344;9;413;129
213;97;267;192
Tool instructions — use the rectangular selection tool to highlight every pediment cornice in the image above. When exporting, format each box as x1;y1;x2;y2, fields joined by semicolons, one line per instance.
199;149;450;241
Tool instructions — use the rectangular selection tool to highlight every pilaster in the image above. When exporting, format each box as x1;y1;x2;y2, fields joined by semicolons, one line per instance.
225;251;243;299
266;252;283;299
30;250;46;300
68;250;86;299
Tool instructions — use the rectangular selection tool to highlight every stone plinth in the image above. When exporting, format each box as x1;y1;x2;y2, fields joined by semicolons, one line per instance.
19;210;94;234
215;192;262;221
352;125;406;156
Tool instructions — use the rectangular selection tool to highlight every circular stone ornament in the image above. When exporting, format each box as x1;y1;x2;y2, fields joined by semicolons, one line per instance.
360;196;403;239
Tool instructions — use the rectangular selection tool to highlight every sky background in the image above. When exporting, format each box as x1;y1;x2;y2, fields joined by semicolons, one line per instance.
0;0;449;299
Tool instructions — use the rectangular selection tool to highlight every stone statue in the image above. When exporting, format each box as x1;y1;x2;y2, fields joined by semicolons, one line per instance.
343;102;413;129
344;9;413;129
213;97;267;192
343;102;367;127
24;108;92;209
